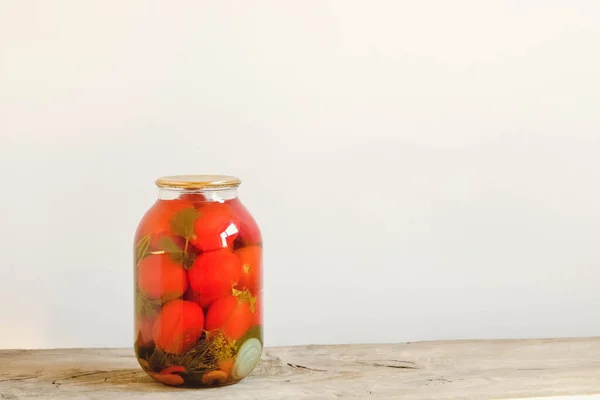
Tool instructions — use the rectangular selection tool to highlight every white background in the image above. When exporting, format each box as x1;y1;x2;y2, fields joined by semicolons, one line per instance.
1;1;599;349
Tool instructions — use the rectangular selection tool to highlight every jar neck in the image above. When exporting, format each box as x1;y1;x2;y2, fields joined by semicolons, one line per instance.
158;187;238;202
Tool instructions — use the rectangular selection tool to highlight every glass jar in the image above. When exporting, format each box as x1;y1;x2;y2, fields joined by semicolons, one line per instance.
133;175;263;387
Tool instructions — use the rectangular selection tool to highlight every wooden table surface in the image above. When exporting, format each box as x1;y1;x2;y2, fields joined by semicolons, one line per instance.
1;338;600;399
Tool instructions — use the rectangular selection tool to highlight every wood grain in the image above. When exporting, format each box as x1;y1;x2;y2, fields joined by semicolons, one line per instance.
1;338;600;399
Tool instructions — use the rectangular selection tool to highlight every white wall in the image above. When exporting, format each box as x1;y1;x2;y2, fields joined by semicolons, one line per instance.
1;1;599;349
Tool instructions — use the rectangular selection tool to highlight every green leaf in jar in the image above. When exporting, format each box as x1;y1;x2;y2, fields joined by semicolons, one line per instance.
135;292;161;318
135;234;151;266
178;252;197;270
170;208;200;240
148;347;168;372
155;236;184;255
154;236;196;270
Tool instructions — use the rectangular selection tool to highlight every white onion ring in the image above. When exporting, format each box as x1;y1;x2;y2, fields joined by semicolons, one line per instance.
231;338;262;380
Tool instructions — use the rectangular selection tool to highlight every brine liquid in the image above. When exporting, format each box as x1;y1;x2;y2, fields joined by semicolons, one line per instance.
134;195;263;387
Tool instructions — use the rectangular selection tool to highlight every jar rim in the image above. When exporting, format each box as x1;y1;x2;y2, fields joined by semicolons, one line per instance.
155;174;241;189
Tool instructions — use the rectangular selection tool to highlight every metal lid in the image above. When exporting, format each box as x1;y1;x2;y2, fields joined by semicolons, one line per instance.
155;174;241;189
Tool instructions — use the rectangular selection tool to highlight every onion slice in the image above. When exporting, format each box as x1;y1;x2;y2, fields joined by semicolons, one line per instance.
232;338;262;380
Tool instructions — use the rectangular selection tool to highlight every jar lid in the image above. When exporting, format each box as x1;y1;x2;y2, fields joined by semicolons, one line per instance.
155;174;241;189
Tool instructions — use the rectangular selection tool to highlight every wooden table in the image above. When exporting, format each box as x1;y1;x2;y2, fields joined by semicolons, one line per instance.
1;338;600;399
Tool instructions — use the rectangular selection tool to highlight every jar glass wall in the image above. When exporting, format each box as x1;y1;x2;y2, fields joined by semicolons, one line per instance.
133;175;263;387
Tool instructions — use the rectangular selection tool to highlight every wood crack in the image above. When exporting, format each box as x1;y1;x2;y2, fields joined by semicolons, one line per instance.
425;377;452;385
51;369;136;385
60;370;111;381
286;363;326;372
358;360;418;369
0;376;37;383
101;370;142;383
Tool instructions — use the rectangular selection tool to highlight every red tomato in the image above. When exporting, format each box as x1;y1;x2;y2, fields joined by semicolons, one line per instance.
153;300;204;354
137;254;188;301
235;245;262;295
188;249;241;300
135;199;195;242
227;198;262;247
190;202;239;251
205;295;253;340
